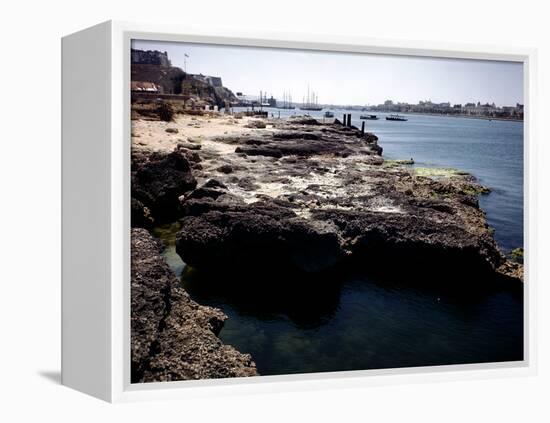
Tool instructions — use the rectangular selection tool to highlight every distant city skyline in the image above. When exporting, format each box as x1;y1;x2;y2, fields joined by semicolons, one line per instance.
132;40;524;107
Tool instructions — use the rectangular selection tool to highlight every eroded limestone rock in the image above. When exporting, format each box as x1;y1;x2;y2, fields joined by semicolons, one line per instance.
174;119;522;283
131;228;257;382
132;150;197;222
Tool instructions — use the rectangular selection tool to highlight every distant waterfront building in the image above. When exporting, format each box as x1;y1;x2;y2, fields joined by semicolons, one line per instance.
502;104;524;118
463;103;478;115
365;99;522;120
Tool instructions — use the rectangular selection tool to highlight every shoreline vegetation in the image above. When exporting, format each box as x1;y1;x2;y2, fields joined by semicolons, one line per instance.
130;100;524;382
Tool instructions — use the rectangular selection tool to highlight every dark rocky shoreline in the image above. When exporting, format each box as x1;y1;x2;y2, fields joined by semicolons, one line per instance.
130;112;523;382
131;228;257;382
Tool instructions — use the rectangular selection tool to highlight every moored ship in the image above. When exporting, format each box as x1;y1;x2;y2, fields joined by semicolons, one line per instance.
300;85;323;111
360;114;379;120
277;90;295;110
386;114;408;121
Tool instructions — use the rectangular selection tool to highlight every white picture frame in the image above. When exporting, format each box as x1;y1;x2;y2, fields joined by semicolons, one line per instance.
61;20;537;403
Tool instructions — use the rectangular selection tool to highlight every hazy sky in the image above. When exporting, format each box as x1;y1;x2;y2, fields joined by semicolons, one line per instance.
132;39;523;107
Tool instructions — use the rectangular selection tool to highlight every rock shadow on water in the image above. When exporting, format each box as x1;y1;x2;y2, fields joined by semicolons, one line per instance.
179;265;344;330
152;222;523;375
180;263;524;375
178;256;523;331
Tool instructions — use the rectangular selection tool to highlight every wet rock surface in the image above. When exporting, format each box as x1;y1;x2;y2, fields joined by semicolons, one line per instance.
131;228;257;382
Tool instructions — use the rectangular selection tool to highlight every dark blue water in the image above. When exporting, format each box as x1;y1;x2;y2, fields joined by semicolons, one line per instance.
179;270;523;375
154;109;524;377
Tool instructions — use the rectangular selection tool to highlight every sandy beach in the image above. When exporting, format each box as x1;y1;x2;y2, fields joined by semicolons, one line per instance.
132;114;262;153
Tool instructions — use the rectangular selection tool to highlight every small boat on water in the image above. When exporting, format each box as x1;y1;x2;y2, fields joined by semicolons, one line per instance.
386;114;408;121
360;114;379;120
324;111;334;118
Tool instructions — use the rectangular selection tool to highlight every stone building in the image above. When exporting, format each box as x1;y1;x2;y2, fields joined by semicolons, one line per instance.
131;49;171;66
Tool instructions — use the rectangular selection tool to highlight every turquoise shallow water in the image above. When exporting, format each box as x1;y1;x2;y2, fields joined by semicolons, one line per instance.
153;111;524;376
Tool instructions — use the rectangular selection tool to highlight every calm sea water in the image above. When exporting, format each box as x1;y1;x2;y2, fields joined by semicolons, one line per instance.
153;109;524;376
184;271;523;375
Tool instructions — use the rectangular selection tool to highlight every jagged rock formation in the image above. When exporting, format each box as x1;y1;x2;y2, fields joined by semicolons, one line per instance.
181;75;238;109
173;118;522;283
132;64;186;95
131;228;257;382
131;150;197;223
